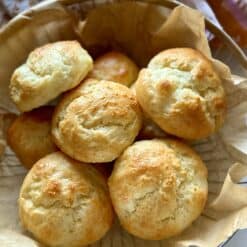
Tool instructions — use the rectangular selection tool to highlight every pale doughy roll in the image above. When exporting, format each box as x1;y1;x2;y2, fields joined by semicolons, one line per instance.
109;139;208;240
19;152;114;247
52;79;142;163
10;41;93;112
136;48;226;140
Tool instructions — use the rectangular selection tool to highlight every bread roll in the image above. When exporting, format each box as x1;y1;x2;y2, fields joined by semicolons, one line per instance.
19;152;113;247
131;82;167;139
10;41;93;112
136;48;226;139
89;51;139;86
7;106;57;169
52;79;142;163
109;139;208;240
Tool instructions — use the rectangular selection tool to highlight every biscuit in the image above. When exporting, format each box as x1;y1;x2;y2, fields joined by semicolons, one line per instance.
136;48;226;139
7;106;57;169
19;152;113;247
52;79;142;163
109;139;208;240
130;83;167;140
10;41;93;112
89;51;139;86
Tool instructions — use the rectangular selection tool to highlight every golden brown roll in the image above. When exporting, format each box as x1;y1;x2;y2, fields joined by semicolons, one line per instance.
88;51;139;86
10;41;93;112
136;48;226;140
19;152;113;247
52;79;142;163
109;139;208;240
7;106;57;169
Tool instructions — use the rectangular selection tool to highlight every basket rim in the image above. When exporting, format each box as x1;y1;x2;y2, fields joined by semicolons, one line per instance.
0;0;246;69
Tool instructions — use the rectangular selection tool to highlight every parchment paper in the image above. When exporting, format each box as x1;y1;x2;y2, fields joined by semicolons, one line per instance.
0;1;247;247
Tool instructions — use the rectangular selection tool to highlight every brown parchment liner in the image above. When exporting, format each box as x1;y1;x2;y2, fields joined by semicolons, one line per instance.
0;1;247;246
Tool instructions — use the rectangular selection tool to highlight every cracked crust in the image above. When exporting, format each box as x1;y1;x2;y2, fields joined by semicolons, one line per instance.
88;51;139;87
19;152;113;247
109;139;208;240
7;106;57;169
52;79;142;163
136;48;226;140
10;41;93;112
